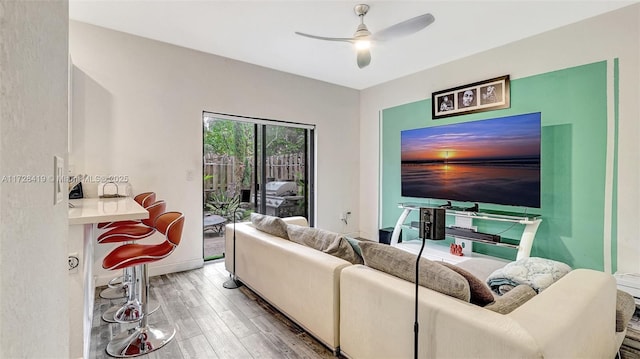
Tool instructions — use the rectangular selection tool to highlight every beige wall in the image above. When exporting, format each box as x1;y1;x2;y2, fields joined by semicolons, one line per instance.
69;21;360;283
0;1;69;357
359;5;640;273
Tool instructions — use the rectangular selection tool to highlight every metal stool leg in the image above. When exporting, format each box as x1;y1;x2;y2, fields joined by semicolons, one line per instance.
102;265;158;323
100;267;134;299
99;286;127;300
99;273;128;300
106;264;176;357
101;300;160;324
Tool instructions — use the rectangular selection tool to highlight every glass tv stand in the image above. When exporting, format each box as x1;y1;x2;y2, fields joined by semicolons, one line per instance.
392;202;542;261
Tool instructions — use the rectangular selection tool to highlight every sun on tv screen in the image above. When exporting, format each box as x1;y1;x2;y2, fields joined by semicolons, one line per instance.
401;112;541;208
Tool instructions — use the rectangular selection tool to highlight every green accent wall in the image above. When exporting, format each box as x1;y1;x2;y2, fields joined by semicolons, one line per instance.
381;61;615;270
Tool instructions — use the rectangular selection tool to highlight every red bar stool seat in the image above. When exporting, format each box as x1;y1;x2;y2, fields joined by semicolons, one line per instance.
104;212;184;358
98;224;156;244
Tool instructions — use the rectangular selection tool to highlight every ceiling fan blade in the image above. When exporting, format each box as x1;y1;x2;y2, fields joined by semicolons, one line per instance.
357;49;371;69
372;13;435;42
294;32;355;43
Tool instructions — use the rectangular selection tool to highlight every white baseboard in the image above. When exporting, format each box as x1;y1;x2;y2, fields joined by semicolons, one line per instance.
94;258;205;287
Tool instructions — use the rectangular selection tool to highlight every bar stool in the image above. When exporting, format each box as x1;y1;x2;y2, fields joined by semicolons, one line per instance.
99;201;166;322
98;192;157;300
104;211;184;357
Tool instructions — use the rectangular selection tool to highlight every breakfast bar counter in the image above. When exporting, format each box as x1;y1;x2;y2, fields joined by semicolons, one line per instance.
68;197;148;359
69;197;148;225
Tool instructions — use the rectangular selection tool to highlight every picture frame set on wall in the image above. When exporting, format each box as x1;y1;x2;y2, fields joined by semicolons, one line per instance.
432;75;510;119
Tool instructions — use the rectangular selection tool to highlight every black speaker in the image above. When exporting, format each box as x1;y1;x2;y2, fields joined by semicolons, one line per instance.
419;207;445;240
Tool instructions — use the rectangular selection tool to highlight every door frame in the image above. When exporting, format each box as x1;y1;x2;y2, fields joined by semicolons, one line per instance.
203;111;316;227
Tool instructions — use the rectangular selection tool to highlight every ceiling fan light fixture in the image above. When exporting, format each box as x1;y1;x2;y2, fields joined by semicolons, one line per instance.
353;24;371;51
294;4;435;69
355;40;370;50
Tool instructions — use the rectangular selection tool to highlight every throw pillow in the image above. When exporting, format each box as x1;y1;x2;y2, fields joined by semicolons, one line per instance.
486;257;572;294
358;241;470;302
286;225;364;264
617;289;636;332
344;236;363;257
250;213;289;239
439;262;495;306
484;284;536;314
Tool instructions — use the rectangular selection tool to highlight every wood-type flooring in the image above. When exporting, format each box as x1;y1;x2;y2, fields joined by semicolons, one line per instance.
90;259;339;358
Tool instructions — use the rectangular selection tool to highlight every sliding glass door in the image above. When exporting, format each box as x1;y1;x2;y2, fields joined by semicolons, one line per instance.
202;118;254;260
202;113;314;260
255;124;313;219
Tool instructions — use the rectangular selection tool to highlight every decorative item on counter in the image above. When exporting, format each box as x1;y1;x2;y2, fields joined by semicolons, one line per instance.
98;181;131;198
450;243;464;256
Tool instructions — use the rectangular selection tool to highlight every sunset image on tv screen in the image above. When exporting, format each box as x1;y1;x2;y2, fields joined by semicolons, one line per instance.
401;112;541;208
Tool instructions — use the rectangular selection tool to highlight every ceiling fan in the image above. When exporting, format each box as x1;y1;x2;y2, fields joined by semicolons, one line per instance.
295;4;435;69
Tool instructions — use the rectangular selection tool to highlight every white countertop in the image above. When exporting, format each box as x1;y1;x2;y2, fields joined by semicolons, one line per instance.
68;197;148;225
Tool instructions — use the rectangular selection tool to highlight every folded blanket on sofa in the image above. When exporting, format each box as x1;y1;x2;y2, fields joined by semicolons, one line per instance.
487;257;572;294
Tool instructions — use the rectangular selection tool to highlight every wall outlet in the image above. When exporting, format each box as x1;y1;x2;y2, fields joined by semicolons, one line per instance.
68;253;79;273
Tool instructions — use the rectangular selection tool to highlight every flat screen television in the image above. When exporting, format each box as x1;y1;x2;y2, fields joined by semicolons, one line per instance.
401;112;541;208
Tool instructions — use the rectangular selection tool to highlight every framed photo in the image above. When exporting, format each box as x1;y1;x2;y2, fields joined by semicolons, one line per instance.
432;75;510;119
54;155;64;205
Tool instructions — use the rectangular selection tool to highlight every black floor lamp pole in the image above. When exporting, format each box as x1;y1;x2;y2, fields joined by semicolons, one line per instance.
414;228;428;359
414;207;445;358
223;206;242;289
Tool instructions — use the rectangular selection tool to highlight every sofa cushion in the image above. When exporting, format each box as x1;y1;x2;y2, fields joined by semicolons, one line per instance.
286;224;364;264
440;262;495;306
617;289;636;332
250;213;289;239
484;284;536;314
358;241;470;302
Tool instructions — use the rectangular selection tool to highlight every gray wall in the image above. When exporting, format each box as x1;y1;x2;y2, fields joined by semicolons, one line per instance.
0;1;70;357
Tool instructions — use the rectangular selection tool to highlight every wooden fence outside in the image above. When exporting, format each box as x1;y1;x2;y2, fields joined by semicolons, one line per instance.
203;153;305;196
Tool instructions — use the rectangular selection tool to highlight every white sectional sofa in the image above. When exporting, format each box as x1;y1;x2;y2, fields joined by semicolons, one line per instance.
224;217;350;353
340;265;623;358
225;216;627;358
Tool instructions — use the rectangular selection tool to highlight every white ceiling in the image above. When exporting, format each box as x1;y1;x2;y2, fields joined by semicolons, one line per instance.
69;1;636;90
